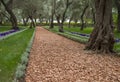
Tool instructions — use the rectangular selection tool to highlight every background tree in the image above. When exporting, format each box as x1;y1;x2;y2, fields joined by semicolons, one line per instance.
55;0;73;32
49;0;55;29
80;1;89;30
115;0;120;32
0;0;19;29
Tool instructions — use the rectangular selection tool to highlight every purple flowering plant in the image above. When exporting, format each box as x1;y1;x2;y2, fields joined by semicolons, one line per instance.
70;32;120;43
0;29;19;38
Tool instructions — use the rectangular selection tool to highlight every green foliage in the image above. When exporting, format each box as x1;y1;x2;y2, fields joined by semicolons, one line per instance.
114;43;120;52
114;30;120;38
15;64;26;78
0;28;34;82
113;13;118;24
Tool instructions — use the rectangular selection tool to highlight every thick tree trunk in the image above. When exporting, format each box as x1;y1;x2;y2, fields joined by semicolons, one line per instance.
0;13;3;25
0;2;2;25
46;20;49;25
22;18;26;26
56;15;64;32
29;16;36;28
0;18;2;25
0;20;2;24
59;23;64;32
117;12;120;32
50;0;55;29
34;18;37;23
55;0;72;32
23;17;29;26
80;5;89;30
0;0;19;30
115;0;120;32
50;13;54;29
91;7;96;24
68;14;73;28
86;0;115;53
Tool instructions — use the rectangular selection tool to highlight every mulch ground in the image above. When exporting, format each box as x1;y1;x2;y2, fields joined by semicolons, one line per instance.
25;27;120;82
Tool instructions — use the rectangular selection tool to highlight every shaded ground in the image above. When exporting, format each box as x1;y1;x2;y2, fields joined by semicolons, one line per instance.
25;27;120;82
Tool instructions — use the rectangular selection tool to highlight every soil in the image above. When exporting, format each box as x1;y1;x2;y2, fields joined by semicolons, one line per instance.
25;27;120;82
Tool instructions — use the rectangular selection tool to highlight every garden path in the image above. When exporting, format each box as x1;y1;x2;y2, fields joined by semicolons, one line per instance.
25;27;120;82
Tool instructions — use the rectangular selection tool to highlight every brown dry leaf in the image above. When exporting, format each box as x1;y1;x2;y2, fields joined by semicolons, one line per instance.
25;27;120;82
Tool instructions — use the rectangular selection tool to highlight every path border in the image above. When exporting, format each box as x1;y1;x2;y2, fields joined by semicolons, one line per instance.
13;28;36;82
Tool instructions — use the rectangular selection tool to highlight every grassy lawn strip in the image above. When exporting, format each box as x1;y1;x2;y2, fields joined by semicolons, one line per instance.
44;26;120;53
14;28;35;82
44;26;88;44
0;28;34;82
0;26;12;32
0;26;26;33
64;26;120;39
64;26;93;34
0;28;28;41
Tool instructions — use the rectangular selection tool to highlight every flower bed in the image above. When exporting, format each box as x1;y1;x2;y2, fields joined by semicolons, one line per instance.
69;32;120;43
0;29;19;38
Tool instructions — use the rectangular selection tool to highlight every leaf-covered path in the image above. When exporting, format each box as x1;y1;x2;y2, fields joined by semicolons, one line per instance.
25;27;120;82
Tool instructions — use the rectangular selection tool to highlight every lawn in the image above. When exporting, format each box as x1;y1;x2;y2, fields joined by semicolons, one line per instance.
64;26;93;34
44;26;120;52
0;28;34;82
0;26;11;32
0;26;27;32
64;26;120;38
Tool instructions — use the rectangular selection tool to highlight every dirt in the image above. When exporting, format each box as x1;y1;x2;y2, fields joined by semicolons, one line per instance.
25;27;120;82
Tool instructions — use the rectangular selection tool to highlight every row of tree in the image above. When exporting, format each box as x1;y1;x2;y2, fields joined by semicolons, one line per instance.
0;0;120;53
0;0;119;31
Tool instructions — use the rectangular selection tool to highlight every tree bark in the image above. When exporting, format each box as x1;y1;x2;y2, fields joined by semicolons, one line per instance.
56;14;64;32
0;14;2;25
115;0;120;32
22;17;29;26
91;7;96;24
80;5;89;30
29;16;36;28
55;0;72;32
50;0;55;29
0;0;19;30
50;12;54;29
68;16;73;28
86;0;115;53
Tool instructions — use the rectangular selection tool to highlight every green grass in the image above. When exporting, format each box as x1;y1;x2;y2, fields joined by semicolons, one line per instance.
64;26;93;34
0;26;27;33
44;26;88;44
0;26;11;32
44;26;120;53
114;43;120;52
0;28;34;82
64;26;120;38
114;30;120;38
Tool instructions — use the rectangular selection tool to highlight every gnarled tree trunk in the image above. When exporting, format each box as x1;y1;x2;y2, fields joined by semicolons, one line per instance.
56;14;64;32
50;0;55;29
80;5;89;30
0;0;19;30
50;12;54;29
86;0;115;53
29;16;36;28
115;0;120;32
68;15;73;28
22;17;29;26
91;7;95;24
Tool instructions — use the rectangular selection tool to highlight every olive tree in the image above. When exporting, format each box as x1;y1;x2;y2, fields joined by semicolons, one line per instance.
86;0;115;53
